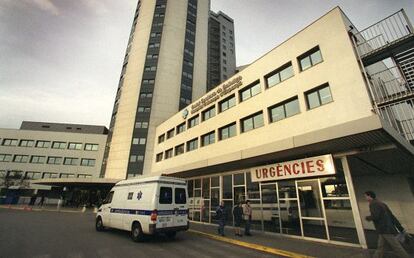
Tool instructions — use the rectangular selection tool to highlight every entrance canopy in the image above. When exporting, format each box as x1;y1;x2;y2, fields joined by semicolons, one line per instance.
31;178;120;188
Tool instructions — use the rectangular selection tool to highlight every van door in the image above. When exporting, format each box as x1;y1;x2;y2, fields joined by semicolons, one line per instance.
110;188;128;230
101;191;114;227
157;185;174;229
173;186;188;227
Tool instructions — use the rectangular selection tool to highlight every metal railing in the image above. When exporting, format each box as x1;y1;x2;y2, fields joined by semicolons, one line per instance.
355;9;414;57
377;100;414;141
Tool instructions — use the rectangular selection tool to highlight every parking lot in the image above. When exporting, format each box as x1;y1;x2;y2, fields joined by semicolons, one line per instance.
0;209;279;258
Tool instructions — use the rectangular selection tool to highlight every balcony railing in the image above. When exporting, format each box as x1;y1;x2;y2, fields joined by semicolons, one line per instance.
355;9;414;57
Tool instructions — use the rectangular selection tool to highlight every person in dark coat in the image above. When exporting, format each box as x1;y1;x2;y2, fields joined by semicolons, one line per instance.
233;202;243;237
216;201;226;236
364;191;409;258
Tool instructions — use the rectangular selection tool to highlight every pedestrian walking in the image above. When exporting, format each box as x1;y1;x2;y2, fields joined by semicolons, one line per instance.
38;195;45;207
242;200;252;236
216;201;226;236
364;191;410;258
233;202;243;237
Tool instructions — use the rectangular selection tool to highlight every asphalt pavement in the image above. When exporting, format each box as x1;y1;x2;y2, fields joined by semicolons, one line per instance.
0;209;279;258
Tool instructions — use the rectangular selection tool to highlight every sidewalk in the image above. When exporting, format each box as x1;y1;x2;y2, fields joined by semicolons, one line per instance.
189;222;372;258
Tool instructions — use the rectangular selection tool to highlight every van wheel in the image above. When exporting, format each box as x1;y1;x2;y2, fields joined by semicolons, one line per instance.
96;217;105;232
166;231;176;239
131;222;144;242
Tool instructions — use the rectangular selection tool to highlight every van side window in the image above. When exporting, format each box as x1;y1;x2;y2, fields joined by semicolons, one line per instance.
175;188;186;204
159;187;172;204
103;191;114;204
127;192;133;200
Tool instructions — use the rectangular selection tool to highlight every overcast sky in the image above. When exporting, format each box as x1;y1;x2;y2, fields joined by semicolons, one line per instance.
0;0;413;129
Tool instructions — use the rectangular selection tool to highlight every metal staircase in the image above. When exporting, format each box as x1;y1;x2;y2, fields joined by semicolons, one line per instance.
352;9;414;143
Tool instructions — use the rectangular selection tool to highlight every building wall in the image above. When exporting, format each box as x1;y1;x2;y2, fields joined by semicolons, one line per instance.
353;173;414;233
207;11;236;91
103;0;209;179
0;128;107;180
152;8;374;174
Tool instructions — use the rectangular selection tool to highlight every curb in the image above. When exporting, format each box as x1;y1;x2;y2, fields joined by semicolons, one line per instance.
188;229;315;258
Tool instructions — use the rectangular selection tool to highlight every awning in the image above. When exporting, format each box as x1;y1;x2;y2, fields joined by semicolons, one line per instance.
31;178;120;188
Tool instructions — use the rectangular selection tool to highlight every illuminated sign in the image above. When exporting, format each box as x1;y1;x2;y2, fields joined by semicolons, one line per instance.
250;154;336;182
190;75;243;114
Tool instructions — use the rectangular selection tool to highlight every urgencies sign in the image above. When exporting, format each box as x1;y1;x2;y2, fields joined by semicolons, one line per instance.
190;75;243;114
251;155;336;182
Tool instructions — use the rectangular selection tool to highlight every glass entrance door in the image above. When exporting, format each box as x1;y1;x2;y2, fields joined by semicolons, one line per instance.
297;179;328;239
260;183;280;233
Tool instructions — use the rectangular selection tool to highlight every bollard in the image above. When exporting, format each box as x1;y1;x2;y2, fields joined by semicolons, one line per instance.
82;205;86;213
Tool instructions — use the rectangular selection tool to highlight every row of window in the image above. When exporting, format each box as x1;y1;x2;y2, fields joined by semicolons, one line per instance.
157;46;324;144
156;83;333;162
0;154;96;166
0;139;99;151
0;170;92;180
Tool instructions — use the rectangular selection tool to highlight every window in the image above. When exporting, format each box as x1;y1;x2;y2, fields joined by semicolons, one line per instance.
175;144;185;156
13;155;29;163
305;84;333;109
156;152;163;162
240;81;261;102
130;155;144;162
186;138;198;152
103;191;114;204
8;171;23;180
175;188;187;204
158;134;165;143
165;148;173;159
135;122;149;129
144;66;157;72
241;112;264;133
140;93;153;98
47;156;62;165
43;172;58;179
298;46;323;71
148;43;160;48
25;172;42;180
0;154;12;162
202;106;216;121
68;142;82;150
219;122;237;140
188;115;199;128
84;144;99;151
52;141;66;149
137;107;151;112
2;139;18;146
60;173;75;178
265;62;294;88
219;95;236;113
63;157;78;166
167;129;174;139
269;97;300;122
201;131;215;147
127;192;134;200
142;79;155;84
81;158;96;167
19;140;34;147
77;174;92;179
132;138;146;145
36;140;50;148
0;170;5;178
159;187;172;204
30;156;46;164
176;123;186;135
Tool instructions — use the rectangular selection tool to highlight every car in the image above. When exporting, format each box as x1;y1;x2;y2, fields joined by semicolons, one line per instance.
95;175;189;242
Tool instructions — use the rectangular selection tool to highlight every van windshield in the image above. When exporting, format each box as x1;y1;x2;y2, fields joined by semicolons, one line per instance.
159;187;172;204
175;188;186;204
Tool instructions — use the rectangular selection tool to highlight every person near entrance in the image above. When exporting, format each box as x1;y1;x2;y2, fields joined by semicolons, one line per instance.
364;191;410;258
233;202;243;237
215;201;226;236
243;200;252;236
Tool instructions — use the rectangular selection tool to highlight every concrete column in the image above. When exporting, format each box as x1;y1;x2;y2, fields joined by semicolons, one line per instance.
341;156;368;248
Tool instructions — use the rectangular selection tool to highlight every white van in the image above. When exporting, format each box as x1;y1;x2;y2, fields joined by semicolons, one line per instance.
95;176;189;241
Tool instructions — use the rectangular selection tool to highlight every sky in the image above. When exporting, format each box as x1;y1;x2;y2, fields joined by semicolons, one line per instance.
0;0;413;129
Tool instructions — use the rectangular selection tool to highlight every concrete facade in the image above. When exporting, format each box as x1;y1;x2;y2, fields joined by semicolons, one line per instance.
102;0;210;179
150;7;414;248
